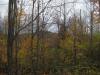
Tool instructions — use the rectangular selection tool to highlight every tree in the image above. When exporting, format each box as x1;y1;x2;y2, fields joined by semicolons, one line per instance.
7;0;17;75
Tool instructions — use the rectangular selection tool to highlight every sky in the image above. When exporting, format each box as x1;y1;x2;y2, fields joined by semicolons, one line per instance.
0;0;8;17
0;0;88;18
0;0;90;32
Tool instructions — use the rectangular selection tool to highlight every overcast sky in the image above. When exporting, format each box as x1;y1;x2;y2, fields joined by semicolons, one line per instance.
0;0;88;18
0;0;8;17
0;0;90;32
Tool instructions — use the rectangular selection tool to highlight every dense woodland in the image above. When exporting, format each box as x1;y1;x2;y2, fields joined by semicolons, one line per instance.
0;0;100;75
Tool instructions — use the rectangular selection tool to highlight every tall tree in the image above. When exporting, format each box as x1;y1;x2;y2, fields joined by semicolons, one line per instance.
7;0;17;75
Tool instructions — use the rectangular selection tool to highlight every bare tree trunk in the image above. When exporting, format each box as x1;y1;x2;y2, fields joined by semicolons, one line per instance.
73;15;77;66
7;0;17;75
30;0;36;75
41;0;46;74
63;0;66;39
89;0;94;51
80;9;83;38
36;0;40;74
90;11;93;50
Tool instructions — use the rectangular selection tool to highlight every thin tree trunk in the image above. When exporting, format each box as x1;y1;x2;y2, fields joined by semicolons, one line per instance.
30;0;36;75
36;0;40;74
